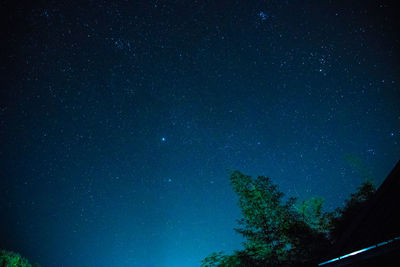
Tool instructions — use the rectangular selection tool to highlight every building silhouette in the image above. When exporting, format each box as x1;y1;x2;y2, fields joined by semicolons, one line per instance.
318;160;400;266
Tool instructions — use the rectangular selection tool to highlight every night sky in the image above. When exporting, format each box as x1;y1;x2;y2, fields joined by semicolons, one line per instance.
1;1;399;266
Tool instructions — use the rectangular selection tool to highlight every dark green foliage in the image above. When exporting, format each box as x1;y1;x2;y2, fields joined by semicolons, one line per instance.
201;250;263;267
202;171;331;266
295;197;331;233
202;171;376;266
201;252;241;267
230;171;300;265
328;180;376;243
0;250;40;267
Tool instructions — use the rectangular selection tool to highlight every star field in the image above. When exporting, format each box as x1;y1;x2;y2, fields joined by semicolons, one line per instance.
0;1;399;266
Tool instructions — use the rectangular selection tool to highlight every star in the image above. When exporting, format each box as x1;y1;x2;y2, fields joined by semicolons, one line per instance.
258;11;267;21
367;148;376;155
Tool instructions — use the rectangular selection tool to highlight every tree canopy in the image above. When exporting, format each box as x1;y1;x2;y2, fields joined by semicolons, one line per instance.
0;250;40;267
201;171;376;266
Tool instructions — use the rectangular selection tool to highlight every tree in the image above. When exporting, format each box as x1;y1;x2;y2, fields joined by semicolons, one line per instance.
295;197;331;233
0;250;40;267
202;171;376;266
328;179;376;243
202;171;331;266
201;250;260;267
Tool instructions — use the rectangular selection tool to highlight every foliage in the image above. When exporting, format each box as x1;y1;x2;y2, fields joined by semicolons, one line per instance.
328;179;376;243
0;250;40;267
201;252;240;267
201;250;262;267
295;197;331;232
202;171;376;266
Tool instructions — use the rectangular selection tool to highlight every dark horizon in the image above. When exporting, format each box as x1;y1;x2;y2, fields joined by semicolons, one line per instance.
1;1;399;266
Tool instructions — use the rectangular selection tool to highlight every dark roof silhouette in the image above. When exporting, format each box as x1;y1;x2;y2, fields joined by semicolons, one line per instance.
319;160;400;266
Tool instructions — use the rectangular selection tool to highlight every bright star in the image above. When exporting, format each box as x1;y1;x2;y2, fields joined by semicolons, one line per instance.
259;11;267;21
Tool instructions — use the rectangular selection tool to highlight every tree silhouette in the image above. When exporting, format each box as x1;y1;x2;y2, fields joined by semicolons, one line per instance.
202;170;375;266
328;180;376;244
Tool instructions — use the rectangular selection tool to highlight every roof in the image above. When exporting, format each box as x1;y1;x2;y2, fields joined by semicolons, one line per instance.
319;160;400;266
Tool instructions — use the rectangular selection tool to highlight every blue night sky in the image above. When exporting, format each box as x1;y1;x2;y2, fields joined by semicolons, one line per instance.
0;1;399;266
